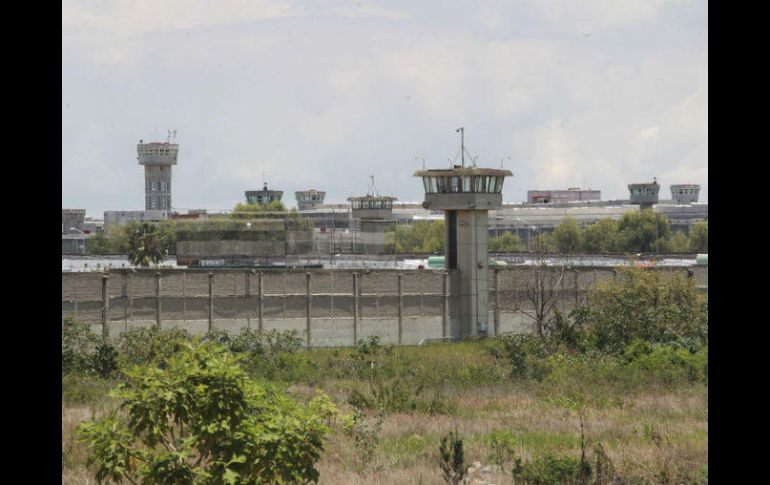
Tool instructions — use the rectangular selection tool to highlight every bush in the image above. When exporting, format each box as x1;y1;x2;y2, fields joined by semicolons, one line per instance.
116;326;191;368
584;268;708;354
77;342;329;485
623;341;708;384
495;334;548;379
439;430;466;485
516;453;586;485
62;318;100;375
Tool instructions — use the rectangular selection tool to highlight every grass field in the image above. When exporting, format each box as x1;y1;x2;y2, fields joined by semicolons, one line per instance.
62;340;707;484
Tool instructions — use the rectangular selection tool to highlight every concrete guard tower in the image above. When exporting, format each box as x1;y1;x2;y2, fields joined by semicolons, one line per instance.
348;177;396;255
138;130;179;211
246;183;283;206
628;179;660;210
414;129;512;338
670;184;700;204
295;189;326;211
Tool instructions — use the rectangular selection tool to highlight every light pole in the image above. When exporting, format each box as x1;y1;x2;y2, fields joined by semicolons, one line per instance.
515;217;538;252
70;227;86;255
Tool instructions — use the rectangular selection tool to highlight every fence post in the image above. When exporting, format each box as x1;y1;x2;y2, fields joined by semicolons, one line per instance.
306;272;312;348
494;268;500;337
397;273;403;345
121;271;129;333
155;272;162;331
101;274;109;340
353;273;359;345
246;270;252;330
442;271;449;338
208;272;214;333
257;272;263;333
181;271;187;322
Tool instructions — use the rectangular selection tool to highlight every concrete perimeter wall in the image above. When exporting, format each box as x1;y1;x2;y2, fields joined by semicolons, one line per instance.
62;266;707;347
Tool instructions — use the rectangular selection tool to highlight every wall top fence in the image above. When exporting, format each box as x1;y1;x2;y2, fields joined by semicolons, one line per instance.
62;264;702;277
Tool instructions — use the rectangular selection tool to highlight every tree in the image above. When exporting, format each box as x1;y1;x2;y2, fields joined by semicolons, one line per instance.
552;217;582;254
233;201;287;217
582;219;620;253
583;267;708;353
77;342;328;485
689;220;708;253
388;220;444;253
524;254;567;338
128;222;166;267
669;232;690;253
488;231;523;252
617;210;671;253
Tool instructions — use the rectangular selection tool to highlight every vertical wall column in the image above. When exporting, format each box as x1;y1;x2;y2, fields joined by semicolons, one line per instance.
442;271;449;338
306;272;312;348
257;272;264;332
208;272;214;332
352;273;359;345
122;271;129;333
155;272;162;330
494;268;500;337
397;274;403;345
245;270;252;330
101;274;109;340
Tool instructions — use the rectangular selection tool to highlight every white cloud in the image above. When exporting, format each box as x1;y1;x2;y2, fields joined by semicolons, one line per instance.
63;1;708;216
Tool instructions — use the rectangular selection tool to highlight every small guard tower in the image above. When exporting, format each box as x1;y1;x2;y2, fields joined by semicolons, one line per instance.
295;189;326;211
414;128;512;338
348;176;396;255
138;130;179;211
670;184;700;204
246;182;283;206
628;179;660;210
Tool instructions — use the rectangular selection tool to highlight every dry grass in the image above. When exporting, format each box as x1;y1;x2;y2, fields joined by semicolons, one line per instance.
62;343;707;484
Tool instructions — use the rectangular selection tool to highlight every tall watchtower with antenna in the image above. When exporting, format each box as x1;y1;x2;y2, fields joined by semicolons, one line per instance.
414;128;512;337
137;130;179;211
348;176;396;255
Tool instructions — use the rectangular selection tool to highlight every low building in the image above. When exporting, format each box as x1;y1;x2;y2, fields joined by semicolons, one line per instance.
527;187;601;204
103;210;169;236
62;209;86;234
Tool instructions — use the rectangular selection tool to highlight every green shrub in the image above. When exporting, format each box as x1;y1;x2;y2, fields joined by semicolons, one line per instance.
77;342;328;485
439;430;466;485
516;453;584;485
62;318;100;375
116;326;191;368
584;268;708;354
485;429;520;472
624;342;708;384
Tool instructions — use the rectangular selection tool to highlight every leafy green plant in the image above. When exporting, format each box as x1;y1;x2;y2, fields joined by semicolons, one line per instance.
485;429;521;474
516;453;583;485
439;430;466;485
92;342;119;379
585;267;708;354
77;341;328;485
344;408;384;472
116;326;191;368
127;222;166;266
62;317;100;375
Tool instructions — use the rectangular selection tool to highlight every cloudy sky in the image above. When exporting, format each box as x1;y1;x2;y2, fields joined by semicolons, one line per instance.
62;0;707;217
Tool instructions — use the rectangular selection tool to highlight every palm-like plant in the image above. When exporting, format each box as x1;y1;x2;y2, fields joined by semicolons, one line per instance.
128;222;165;267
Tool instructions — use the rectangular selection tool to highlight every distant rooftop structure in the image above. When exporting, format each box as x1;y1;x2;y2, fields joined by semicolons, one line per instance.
296;189;326;211
670;184;700;204
62;209;86;234
527;187;601;204
245;182;283;206
137;130;179;211
628;179;660;210
348;176;396;220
